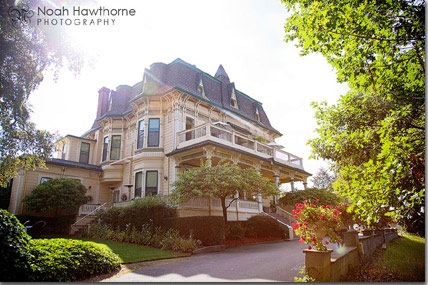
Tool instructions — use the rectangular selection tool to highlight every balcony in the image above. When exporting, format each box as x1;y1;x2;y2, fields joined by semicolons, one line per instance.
180;196;261;214
177;123;303;169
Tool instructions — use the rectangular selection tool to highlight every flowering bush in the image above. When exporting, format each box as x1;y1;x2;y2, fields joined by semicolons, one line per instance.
292;200;345;251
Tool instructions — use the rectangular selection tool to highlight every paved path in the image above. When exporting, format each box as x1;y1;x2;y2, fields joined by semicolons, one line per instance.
105;240;334;282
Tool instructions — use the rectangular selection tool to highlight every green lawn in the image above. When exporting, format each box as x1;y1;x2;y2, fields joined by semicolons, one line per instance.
70;238;190;264
375;232;425;282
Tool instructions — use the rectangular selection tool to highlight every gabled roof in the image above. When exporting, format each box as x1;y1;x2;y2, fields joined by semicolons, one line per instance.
86;58;281;136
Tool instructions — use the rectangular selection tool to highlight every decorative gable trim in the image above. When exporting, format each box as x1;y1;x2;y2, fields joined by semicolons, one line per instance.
230;88;239;109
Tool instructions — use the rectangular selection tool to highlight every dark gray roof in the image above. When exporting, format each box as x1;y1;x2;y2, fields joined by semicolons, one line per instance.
47;159;102;172
89;58;280;135
214;64;230;83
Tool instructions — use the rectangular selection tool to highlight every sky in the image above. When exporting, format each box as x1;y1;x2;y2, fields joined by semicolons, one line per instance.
28;0;349;189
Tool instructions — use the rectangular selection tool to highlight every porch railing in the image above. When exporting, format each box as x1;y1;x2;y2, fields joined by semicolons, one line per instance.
180;196;259;212
176;123;303;169
276;206;297;226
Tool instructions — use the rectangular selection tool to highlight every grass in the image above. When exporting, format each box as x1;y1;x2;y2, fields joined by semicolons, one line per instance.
68;238;190;264
375;232;425;282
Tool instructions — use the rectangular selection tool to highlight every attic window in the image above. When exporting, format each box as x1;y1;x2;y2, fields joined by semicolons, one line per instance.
198;79;205;98
255;108;261;121
230;89;238;109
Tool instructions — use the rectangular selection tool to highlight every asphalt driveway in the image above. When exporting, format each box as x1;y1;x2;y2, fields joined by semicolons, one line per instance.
105;240;312;282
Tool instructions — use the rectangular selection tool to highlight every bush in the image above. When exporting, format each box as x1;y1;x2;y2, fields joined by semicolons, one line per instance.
97;196;177;230
167;216;225;246
279;188;342;208
226;222;246;240
0;210;33;281
245;215;285;238
29;238;120;282
85;223;198;252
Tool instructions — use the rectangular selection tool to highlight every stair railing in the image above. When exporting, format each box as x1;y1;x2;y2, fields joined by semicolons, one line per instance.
276;206;297;226
262;212;294;240
72;202;107;226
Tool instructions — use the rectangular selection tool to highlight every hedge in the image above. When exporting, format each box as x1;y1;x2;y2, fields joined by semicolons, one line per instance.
245;215;285;238
0;210;33;281
97;196;177;230
0;210;120;282
29;238;120;281
279;188;343;207
166;216;225;246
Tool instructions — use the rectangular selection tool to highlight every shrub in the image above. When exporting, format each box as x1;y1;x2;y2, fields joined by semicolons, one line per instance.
29;238;120;282
245;215;285;239
86;224;198;252
0;210;34;281
226;222;246;240
279;188;342;208
97;196;177;230
167;216;225;246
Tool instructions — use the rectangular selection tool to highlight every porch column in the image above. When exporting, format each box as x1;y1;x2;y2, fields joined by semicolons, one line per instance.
290;178;295;192
257;194;263;213
274;174;280;204
303;179;308;190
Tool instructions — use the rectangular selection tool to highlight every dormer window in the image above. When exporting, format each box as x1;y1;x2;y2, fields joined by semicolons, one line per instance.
198;79;205;98
230;89;238;109
255;108;261;122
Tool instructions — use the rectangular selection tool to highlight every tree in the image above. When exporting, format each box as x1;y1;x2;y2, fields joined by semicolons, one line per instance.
279;188;342;208
282;0;425;234
0;0;83;187
311;167;336;190
23;178;88;218
172;160;279;223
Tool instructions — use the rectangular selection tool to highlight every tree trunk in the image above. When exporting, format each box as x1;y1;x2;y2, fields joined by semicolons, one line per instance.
220;196;228;223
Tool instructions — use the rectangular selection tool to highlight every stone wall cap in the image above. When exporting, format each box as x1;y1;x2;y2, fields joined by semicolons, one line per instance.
303;249;334;253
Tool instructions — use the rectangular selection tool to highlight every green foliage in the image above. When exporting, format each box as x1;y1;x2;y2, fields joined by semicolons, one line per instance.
172;160;278;222
23;178;88;217
245;215;285;239
282;0;425;233
279;188;342;207
294;266;315;282
85;223;198;252
29;238;120;282
0;1;83;187
96;196;177;231
226;222;246;240
167;216;225;246
0;181;12;209
0;210;34;281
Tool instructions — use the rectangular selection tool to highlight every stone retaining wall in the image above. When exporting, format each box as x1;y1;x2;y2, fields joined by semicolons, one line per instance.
305;229;399;282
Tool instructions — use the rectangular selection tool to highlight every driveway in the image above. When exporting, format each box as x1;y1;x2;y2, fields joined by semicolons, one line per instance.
105;240;315;282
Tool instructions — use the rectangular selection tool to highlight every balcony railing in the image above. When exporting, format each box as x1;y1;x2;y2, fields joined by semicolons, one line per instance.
78;203;105;215
180;196;260;213
177;123;303;169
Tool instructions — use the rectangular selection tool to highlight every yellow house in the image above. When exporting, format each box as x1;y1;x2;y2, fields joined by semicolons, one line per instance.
8;58;311;227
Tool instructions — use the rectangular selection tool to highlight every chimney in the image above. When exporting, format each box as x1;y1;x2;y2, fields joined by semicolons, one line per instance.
97;87;110;119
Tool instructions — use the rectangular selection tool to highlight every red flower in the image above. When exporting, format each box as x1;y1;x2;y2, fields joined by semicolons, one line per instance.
292;209;295;213
294;215;298;219
301;236;305;240
295;203;300;208
299;223;303;227
303;222;308;226
316;199;320;202
324;241;329;245
308;245;312;250
291;223;296;230
298;239;304;243
310;203;315;207
303;200;307;204
312;237;316;242
339;239;343;244
321;215;326;220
